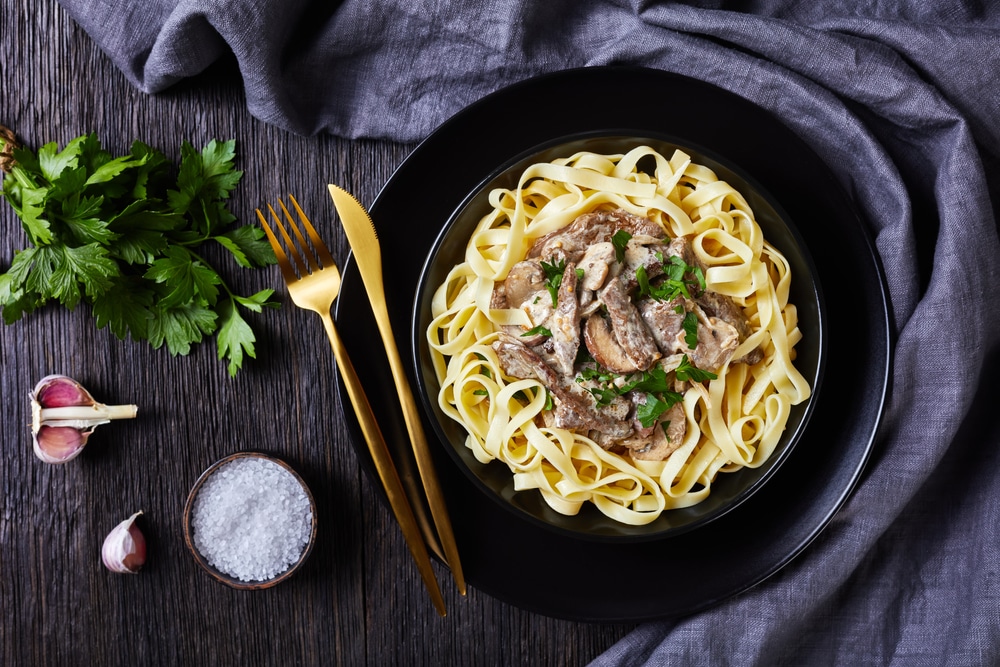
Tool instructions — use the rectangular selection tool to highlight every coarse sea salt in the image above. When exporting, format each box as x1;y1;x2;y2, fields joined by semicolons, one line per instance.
190;457;313;582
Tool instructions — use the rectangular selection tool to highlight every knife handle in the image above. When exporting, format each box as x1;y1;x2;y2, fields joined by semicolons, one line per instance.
319;312;447;616
369;308;467;597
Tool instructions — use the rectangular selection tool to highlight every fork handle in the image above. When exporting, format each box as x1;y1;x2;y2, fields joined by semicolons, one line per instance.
319;313;448;617
371;312;467;597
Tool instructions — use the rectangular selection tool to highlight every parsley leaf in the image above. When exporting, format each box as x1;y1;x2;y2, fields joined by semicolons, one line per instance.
521;324;552;337
147;300;218;356
92;276;154;340
636;393;680;428
540;258;566;306
682;310;699;349
636;255;706;303
216;298;258;377
215;225;275;268
0;133;277;376
619;366;673;394
675;354;718;382
611;229;632;263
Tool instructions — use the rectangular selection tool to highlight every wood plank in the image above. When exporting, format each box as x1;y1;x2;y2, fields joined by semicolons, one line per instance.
0;1;635;664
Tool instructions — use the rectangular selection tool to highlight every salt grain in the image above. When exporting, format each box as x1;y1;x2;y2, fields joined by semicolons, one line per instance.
190;457;313;582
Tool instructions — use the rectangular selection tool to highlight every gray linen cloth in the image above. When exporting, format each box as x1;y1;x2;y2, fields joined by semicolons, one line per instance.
58;0;1000;663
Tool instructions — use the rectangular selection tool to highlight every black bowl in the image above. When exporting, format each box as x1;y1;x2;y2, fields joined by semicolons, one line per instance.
412;133;826;542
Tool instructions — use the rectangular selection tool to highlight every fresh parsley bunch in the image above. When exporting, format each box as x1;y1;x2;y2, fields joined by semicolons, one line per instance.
0;132;278;376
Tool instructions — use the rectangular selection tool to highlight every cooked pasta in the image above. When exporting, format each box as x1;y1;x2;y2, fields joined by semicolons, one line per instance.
426;145;811;525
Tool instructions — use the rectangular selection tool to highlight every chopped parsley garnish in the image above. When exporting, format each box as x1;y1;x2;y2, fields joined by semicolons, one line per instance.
521;324;552;338
474;352;492;378
675;354;718;382
636;392;681;428
577;364;682;422
540;257;566;306
636;255;706;305
611;229;632;263
619;365;672;394
588;386;619;407
682;310;699;349
577;365;618;385
577;366;621;406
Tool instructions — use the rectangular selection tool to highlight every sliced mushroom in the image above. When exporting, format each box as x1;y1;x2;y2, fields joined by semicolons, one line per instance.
503;259;546;308
695;290;764;365
578;241;617;291
583;314;639;374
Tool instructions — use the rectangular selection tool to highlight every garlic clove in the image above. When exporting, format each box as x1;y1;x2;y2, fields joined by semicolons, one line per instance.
32;425;94;464
30;375;137;464
102;511;147;574
33;374;96;407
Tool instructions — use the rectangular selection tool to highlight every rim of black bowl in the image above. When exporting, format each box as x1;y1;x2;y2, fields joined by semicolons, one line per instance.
182;451;318;589
412;132;828;543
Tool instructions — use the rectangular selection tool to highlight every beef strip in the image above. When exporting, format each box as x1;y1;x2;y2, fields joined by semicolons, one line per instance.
599;275;662;371
542;262;581;376
638;296;687;355
492;333;632;438
654;234;763;366
528;208;666;264
665;234;701;272
695;290;764;365
621;235;671;291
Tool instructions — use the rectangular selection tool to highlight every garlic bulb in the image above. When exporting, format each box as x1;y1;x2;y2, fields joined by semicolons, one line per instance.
30;374;137;463
101;511;147;574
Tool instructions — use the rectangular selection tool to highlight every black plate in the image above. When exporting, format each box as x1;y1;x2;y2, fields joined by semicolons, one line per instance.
412;133;827;542
334;66;890;621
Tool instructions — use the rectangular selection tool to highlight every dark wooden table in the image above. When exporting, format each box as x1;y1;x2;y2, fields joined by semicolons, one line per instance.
0;3;634;664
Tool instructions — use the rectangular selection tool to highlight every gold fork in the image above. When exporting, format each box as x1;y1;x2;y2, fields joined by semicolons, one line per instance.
256;195;447;616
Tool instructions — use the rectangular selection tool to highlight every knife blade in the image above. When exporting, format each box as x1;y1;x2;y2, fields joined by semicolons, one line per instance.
328;184;466;596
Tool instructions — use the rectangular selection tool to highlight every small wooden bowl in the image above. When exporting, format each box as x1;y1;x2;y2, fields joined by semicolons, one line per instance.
182;451;318;590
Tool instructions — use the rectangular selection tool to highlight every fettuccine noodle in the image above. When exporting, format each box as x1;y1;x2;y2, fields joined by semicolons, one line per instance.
426;146;811;525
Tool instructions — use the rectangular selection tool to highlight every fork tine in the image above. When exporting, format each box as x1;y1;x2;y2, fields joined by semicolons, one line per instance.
288;194;337;267
278;199;320;275
256;208;298;285
266;203;310;277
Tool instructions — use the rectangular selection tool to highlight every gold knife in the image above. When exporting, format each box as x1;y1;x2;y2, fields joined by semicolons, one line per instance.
324;322;448;617
329;184;466;597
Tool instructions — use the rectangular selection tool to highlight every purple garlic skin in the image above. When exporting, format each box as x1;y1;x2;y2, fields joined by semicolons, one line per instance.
101;511;147;574
30;375;138;464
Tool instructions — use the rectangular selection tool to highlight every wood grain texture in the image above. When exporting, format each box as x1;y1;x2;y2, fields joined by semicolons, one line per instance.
0;2;634;665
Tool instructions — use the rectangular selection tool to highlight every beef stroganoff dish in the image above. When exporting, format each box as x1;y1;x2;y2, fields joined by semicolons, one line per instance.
425;145;812;526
